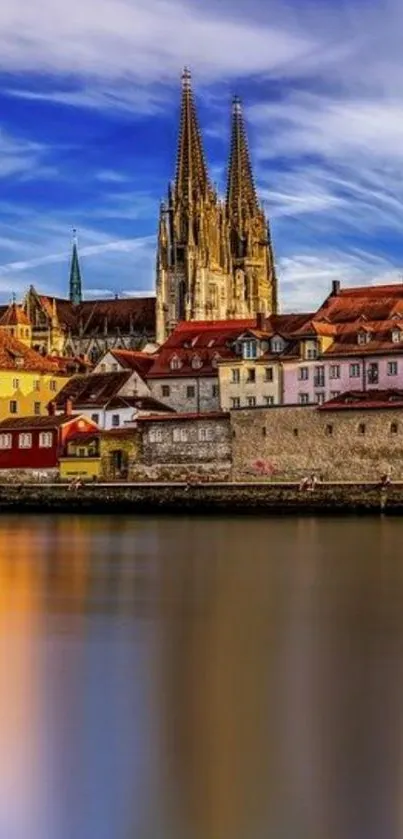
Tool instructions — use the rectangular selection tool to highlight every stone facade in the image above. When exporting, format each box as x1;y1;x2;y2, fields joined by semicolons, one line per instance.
100;430;141;480
137;413;231;480
148;376;219;413
231;405;403;481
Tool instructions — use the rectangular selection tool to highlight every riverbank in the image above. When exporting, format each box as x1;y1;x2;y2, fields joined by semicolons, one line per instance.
0;481;401;514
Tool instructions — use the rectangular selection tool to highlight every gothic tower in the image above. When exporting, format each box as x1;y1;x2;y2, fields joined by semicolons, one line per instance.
226;96;277;318
156;71;277;344
69;229;83;305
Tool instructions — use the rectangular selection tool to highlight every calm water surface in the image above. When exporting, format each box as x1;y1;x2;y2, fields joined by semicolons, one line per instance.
1;514;403;839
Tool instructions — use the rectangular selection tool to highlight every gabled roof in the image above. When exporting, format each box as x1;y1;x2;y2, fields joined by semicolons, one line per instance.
315;283;403;324
53;371;132;408
0;302;31;327
318;389;403;411
0;332;59;372
0;413;82;430
105;395;174;412
138;411;230;423
323;319;403;357
149;318;257;378
109;349;155;377
36;294;156;336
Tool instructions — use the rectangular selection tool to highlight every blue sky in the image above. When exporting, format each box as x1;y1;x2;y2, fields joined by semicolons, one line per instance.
1;0;403;311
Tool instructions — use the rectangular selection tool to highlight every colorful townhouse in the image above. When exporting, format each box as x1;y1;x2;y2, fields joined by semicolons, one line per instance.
146;319;257;413
52;370;172;429
0;306;69;419
281;282;403;405
0;408;99;479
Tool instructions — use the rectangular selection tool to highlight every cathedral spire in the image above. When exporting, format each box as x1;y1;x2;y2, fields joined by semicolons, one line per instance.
175;68;210;204
226;96;259;222
69;229;83;306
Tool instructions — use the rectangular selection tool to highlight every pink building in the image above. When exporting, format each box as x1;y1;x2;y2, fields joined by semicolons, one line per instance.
281;282;403;405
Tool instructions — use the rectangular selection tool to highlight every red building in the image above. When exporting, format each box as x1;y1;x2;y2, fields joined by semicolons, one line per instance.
0;410;98;471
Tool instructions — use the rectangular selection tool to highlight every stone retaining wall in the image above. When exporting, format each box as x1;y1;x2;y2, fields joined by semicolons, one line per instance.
0;481;401;514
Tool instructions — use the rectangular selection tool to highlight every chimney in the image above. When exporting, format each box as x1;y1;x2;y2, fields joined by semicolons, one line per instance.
256;312;265;330
331;280;341;296
48;401;56;416
65;398;73;416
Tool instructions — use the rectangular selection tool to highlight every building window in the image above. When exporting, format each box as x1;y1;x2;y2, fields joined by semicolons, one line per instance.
34;402;41;415
264;395;274;406
246;368;256;383
247;396;256;407
33;380;40;391
162;385;170;398
0;434;11;449
262;427;267;437
314;366;325;388
170;355;182;370
198;426;213;442
231;369;240;384
264;367;273;382
272;339;283;353
325;424;333;436
358;423;366;435
392;329;401;344
306;348;318;360
243;340;257;359
388;361;398;376
329;364;340;379
330;390;341;397
173;428;188;443
391;422;398;434
100;364;106;373
12;378;19;390
231;397;240;409
298;393;309;404
192;355;203;370
149;428;162;443
50;380;57;392
91;414;99;424
357;331;370;345
349;363;360;378
315;392;326;405
112;415;120;427
212;384;219;398
39;432;53;448
298;367;309;381
293;428;299;437
186;385;196;399
18;433;32;448
112;363;119;372
367;362;379;384
9;401;17;414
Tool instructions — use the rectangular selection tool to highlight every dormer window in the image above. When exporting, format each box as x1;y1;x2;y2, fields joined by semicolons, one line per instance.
392;329;402;344
357;330;371;345
211;353;221;368
191;355;203;370
170;355;182;371
271;338;283;354
243;339;257;359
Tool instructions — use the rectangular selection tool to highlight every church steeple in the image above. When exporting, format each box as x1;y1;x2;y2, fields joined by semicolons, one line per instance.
226;96;259;223
175;67;210;205
69;229;82;305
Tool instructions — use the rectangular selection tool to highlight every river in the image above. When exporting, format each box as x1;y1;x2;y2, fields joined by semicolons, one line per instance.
1;514;403;839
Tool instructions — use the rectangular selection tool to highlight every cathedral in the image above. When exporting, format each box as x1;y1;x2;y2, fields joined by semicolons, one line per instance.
156;68;278;344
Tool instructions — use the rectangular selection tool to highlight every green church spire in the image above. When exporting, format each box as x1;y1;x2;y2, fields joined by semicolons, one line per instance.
69;229;83;305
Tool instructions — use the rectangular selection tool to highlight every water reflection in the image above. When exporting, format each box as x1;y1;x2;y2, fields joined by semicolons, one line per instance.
1;515;403;838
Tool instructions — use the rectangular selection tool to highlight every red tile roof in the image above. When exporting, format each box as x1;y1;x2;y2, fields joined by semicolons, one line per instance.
105;395;174;412
148;319;257;378
0;302;31;327
0;332;60;372
319;389;403;410
109;349;155;377
0;413;79;430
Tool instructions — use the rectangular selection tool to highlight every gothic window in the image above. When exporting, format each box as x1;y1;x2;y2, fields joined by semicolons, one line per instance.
178;280;186;320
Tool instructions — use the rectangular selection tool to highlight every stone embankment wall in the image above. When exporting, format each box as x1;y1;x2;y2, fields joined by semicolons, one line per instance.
0;481;401;514
231;406;403;481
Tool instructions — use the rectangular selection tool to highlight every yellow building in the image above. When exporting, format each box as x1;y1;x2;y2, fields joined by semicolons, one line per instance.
0;307;69;419
59;432;101;481
218;328;282;410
